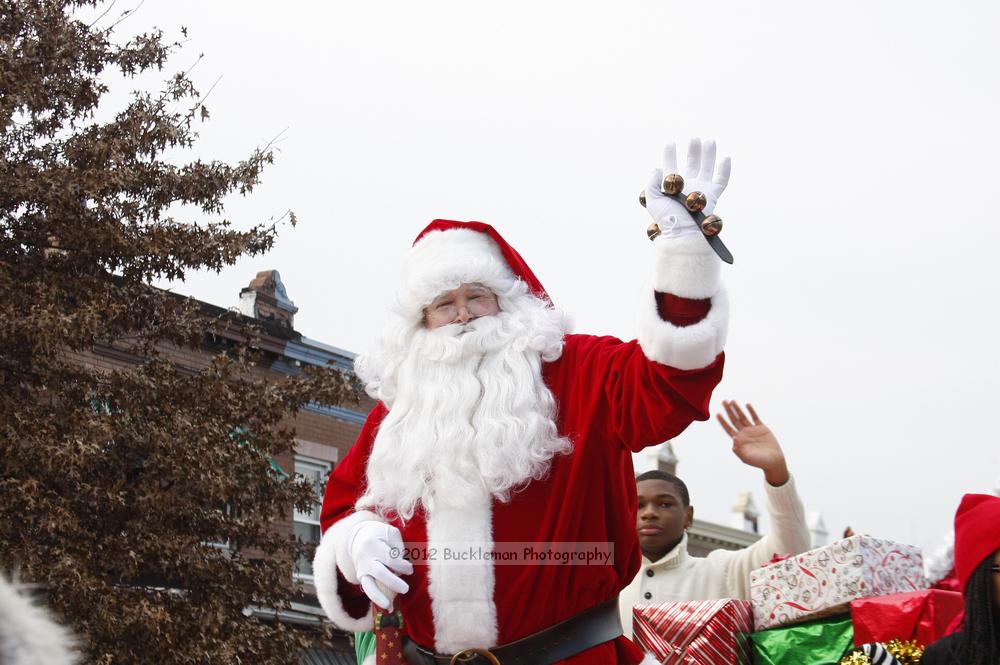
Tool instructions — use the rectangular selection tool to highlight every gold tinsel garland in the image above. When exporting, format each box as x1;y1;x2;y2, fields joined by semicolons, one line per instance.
838;639;925;665
885;639;924;665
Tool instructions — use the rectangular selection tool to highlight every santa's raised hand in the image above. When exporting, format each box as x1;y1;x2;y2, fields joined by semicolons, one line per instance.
644;138;731;239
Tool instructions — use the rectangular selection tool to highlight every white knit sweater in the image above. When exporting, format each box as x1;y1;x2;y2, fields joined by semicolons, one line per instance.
619;475;811;639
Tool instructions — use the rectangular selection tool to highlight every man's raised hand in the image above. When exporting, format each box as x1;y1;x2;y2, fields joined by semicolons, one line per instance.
716;400;790;487
644;138;732;239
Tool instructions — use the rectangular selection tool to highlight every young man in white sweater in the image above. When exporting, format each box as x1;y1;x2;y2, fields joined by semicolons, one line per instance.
619;401;812;638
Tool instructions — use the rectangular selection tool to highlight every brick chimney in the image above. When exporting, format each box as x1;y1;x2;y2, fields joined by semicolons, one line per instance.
238;270;298;330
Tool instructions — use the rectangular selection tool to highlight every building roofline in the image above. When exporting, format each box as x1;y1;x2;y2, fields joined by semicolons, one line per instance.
689;518;762;549
300;336;356;360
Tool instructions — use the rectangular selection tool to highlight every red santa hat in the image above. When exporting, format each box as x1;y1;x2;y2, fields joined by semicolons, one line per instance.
953;492;1000;593
396;219;550;321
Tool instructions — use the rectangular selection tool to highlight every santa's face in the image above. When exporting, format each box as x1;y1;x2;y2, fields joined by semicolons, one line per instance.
423;282;500;329
356;286;571;520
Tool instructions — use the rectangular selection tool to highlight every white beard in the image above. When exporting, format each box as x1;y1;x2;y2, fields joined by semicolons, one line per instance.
355;290;572;521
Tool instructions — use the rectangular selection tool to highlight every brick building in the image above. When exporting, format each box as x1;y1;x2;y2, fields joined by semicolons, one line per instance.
68;270;373;663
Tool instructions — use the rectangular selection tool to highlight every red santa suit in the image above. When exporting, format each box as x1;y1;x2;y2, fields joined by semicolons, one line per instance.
314;219;728;664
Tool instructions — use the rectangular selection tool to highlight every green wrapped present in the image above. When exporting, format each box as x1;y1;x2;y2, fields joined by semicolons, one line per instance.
751;615;854;665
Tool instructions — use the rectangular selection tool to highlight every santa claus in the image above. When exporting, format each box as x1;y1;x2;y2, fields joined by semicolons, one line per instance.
314;139;732;664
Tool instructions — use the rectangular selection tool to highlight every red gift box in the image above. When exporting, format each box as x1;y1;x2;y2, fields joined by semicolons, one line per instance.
633;599;753;665
850;589;964;647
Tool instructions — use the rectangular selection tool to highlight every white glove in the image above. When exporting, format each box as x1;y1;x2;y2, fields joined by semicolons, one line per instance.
347;521;413;610
644;138;732;239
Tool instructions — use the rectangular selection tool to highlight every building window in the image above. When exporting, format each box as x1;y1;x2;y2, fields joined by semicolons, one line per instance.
207;503;236;550
294;456;331;580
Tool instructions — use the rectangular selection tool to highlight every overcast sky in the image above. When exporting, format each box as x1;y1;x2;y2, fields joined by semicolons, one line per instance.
97;0;999;557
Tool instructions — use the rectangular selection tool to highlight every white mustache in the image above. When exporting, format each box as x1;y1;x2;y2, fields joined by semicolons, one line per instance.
437;316;494;337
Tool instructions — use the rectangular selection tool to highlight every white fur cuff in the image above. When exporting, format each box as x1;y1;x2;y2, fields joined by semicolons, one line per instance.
637;287;729;371
312;511;383;632
640;654;662;665
652;233;721;299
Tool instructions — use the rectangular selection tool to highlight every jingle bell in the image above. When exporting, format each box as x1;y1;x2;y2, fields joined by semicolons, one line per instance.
700;214;723;236
646;223;661;241
639;190;646;208
661;173;684;196
685;191;707;212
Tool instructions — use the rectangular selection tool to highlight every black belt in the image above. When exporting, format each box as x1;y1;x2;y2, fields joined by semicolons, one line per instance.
401;598;622;665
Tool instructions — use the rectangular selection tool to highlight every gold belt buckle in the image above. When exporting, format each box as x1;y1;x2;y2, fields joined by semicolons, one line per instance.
449;647;501;665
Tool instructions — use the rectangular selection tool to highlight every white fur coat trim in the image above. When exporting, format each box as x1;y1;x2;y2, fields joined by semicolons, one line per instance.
651;233;721;300
397;228;518;321
637;286;729;371
312;511;382;632
924;531;955;584
426;491;499;653
0;576;77;665
639;654;662;665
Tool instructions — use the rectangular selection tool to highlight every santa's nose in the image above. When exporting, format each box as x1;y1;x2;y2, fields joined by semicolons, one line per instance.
455;305;473;323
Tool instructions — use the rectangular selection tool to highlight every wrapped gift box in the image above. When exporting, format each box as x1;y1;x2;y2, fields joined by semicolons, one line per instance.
851;588;964;647
749;535;926;630
750;615;854;665
633;599;753;664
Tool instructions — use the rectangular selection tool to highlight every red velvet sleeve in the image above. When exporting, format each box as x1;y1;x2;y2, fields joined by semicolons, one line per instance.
317;402;387;621
539;290;725;452
319;401;386;533
607;340;724;452
546;335;725;454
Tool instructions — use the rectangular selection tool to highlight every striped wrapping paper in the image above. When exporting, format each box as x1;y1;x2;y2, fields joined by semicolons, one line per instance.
633;599;754;664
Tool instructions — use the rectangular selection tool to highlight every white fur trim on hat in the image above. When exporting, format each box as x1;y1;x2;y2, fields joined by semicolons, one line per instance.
924;531;955;584
312;511;383;631
637;286;728;371
395;228;518;321
651;233;721;300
